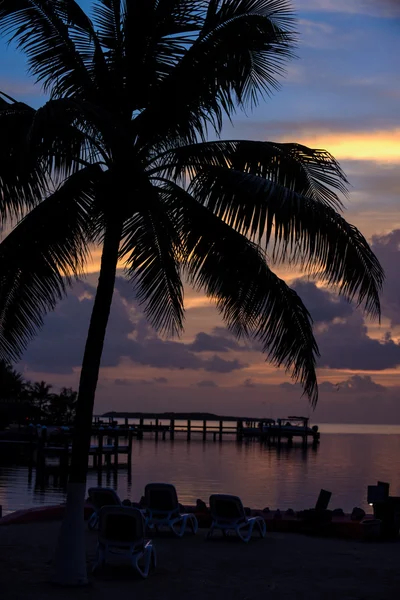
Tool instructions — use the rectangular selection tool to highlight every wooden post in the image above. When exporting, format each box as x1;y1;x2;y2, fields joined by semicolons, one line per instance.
162;429;166;440
187;419;191;441
114;434;119;467
236;420;243;442
128;430;133;468
170;419;175;440
98;434;103;469
202;420;207;441
219;420;223;441
155;418;159;440
125;417;128;428
139;417;144;439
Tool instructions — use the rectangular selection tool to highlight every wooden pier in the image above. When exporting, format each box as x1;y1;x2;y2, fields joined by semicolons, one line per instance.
100;412;320;445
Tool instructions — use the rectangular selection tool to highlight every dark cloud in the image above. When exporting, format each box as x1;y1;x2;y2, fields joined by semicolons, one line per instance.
19;277;246;375
154;377;168;384
371;230;400;326
114;379;130;386
292;279;353;323
317;313;400;370
319;375;387;394
203;355;247;373
242;378;256;388
189;331;242;353
282;375;387;395
196;380;219;388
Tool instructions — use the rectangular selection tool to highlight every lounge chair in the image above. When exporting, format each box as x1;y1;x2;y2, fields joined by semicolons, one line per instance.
87;487;122;530
144;483;198;537
207;494;266;542
92;506;156;578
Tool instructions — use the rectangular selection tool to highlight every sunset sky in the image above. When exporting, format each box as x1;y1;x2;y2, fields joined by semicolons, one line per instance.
1;1;399;423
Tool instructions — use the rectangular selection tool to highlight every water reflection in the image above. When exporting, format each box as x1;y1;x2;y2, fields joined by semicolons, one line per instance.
1;431;400;515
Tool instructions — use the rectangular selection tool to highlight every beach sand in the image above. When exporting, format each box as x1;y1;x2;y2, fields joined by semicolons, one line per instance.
0;522;399;600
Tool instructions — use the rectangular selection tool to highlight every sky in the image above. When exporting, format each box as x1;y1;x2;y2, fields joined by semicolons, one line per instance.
1;1;400;423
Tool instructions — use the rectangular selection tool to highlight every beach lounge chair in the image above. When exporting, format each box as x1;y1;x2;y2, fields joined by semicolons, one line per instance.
87;487;122;530
207;494;266;542
92;506;156;578
144;483;198;537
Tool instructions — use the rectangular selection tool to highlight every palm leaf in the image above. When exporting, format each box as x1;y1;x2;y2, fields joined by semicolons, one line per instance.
0;0;98;97
123;0;206;110
0;94;47;224
156;179;319;404
119;180;184;337
134;0;295;146
152;139;382;318
0;165;102;362
187;163;383;318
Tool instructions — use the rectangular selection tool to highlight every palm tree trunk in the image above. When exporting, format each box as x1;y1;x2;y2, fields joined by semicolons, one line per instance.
53;218;123;586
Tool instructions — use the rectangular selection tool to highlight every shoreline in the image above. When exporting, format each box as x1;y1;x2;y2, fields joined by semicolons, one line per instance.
0;502;373;540
0;521;399;600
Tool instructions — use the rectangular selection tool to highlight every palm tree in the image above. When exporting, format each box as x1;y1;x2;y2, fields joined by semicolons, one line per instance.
0;0;383;585
29;380;53;422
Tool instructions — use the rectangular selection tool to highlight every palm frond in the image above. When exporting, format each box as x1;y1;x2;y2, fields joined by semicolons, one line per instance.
123;0;206;110
151;140;347;209
188;163;383;318
0;94;47;224
134;0;296;146
119;180;184;337
0;165;102;362
156;179;319;404
0;0;98;97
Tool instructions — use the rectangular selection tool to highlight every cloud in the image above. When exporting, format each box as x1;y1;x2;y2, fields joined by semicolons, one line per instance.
114;378;130;386
292;279;353;323
189;331;242;353
19;277;247;375
299;0;400;17
196;380;218;388
277;129;400;164
242;378;256;388
203;355;247;373
319;375;387;393
317;313;400;370
371;230;400;326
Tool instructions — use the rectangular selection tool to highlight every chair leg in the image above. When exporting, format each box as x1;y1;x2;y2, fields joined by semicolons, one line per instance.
88;512;98;530
134;551;149;579
237;523;252;542
189;514;198;534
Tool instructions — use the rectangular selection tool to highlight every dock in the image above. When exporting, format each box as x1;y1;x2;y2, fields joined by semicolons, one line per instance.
100;412;320;445
0;413;320;474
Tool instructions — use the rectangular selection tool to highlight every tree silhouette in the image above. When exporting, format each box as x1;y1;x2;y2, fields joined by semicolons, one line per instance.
0;0;383;585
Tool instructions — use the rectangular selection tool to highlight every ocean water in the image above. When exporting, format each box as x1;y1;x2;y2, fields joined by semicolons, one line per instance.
1;423;400;516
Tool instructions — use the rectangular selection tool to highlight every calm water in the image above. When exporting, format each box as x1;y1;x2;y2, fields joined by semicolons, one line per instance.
1;424;400;516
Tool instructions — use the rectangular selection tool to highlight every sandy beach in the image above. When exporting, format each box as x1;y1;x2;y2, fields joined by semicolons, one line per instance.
0;522;399;600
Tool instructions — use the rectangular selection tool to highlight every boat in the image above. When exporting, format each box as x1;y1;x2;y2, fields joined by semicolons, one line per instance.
242;416;320;443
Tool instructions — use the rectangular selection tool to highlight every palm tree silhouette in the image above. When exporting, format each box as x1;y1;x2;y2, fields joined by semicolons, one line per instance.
29;380;53;422
0;0;383;585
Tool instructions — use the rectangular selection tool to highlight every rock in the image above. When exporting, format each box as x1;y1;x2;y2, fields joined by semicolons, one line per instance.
196;499;208;511
351;507;366;521
274;509;282;520
332;508;345;516
285;509;295;516
262;507;270;513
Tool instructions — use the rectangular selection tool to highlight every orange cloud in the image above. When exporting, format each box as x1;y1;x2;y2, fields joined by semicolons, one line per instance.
277;129;400;164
